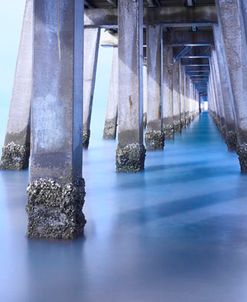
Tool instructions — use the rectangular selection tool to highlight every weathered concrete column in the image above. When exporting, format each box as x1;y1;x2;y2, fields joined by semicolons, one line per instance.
145;25;163;150
210;53;226;134
179;63;186;128
116;0;145;172
143;63;148;129
184;75;191;125
216;0;247;171
213;24;237;150
103;46;118;140
189;80;194;121
0;0;32;170
83;28;100;148
162;47;174;139
208;71;219;126
172;61;181;132
212;51;225;128
27;0;86;239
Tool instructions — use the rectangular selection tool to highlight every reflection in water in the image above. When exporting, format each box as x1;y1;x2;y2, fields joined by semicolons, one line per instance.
1;113;247;302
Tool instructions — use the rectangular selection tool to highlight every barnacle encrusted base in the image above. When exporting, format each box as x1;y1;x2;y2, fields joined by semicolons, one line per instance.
116;143;146;172
237;144;247;173
103;119;117;140
26;177;86;239
173;120;182;133
225;130;237;151
163;124;174;140
145;130;164;150
82;129;90;149
0;142;29;170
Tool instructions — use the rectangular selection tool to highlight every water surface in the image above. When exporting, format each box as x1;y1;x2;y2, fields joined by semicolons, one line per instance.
1;113;247;302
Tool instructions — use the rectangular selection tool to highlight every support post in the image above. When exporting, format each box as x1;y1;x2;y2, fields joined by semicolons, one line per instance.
145;25;163;150
83;28;100;148
216;0;247;171
103;47;118;140
162;47;174;139
184;76;190;125
116;0;145;172
213;24;237;151
172;61;181;132
179;63;186;128
0;0;32;170
143;63;148;129
27;0;85;239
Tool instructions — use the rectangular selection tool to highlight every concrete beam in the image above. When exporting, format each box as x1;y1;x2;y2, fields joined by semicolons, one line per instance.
164;30;214;47
27;0;86;240
181;58;209;65
106;0;117;7
116;0;146;172
84;6;217;28
173;46;192;63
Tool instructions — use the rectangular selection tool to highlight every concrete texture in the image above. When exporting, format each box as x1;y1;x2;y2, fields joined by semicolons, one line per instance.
0;142;29;170
28;0;85;239
116;143;146;173
83;28;100;148
143;64;148;128
103;47;118;140
179;64;186;128
162;47;174;138
0;0;32;169
27;177;86;239
216;0;247;148
172;62;182;132
145;130;164;150
117;0;144;172
145;25;163;150
237;144;247;173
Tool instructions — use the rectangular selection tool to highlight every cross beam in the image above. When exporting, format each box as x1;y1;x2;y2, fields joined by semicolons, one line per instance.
165;30;214;47
84;6;217;28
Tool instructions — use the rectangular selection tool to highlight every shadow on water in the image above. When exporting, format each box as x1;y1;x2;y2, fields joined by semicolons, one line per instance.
1;113;247;302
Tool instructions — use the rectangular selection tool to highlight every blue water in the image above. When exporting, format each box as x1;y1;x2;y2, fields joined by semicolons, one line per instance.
1;113;247;302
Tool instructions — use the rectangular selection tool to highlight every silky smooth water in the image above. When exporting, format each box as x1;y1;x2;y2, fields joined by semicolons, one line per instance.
1;113;247;302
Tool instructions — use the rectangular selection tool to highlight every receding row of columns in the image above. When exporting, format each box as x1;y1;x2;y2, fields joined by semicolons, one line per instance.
208;0;247;172
1;0;201;239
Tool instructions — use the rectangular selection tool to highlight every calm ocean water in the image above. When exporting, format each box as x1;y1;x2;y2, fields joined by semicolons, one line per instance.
1;113;247;302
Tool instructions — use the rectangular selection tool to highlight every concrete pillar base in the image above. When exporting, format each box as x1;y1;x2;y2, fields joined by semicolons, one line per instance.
26;177;86;239
163;126;174;140
116;143;146;172
237;144;247;173
103;119;117;140
0;142;29;170
173;120;182;133
225;130;237;151
180;118;186;129
145;130;164;151
82;129;90;148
